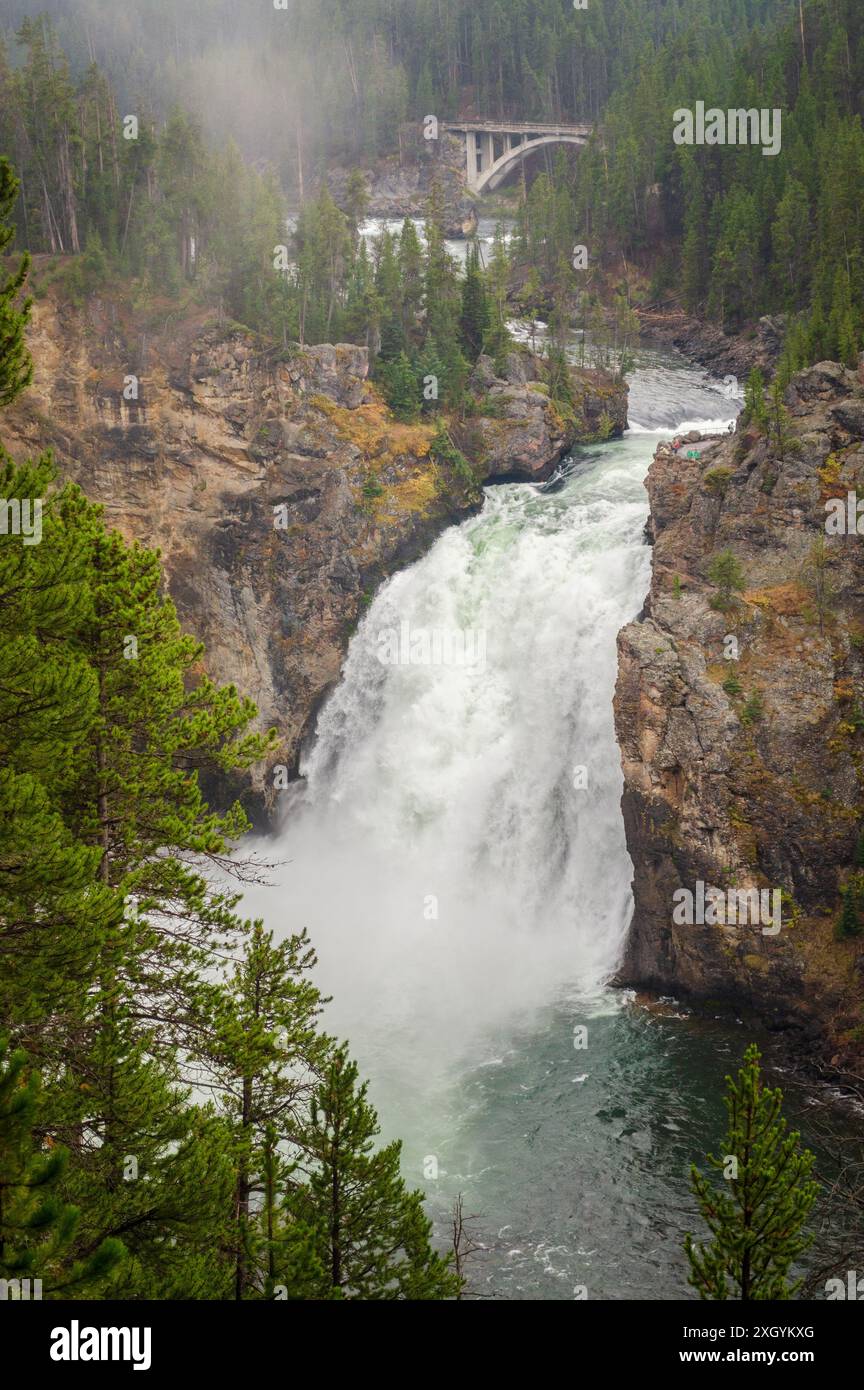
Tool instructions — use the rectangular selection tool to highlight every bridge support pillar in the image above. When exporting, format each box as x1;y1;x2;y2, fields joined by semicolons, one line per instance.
465;132;480;190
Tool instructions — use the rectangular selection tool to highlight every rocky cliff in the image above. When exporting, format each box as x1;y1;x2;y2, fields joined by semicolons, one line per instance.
615;362;864;1076
3;284;626;820
466;351;629;480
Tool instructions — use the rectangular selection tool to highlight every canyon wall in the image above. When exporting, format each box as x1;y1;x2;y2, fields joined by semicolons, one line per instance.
615;361;864;1074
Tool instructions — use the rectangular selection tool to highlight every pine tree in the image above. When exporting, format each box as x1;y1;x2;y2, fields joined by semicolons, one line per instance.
836;883;862;940
293;188;352;344
0;478;277;1297
59;1027;239;1300
827;266;859;367
0;154;114;1054
60;509;276;952
397;217;424;344
708;549;747;612
416;339;446;415
52;507;277;1289
343;240;380;354
771;177;811;306
708;189;760;329
423;179;462;366
460;241;490;362
518;266;544;351
801;534;834;635
285;1046;461;1300
0;158;32;408
259;1130;329;1300
375;228;405;361
484;224;514;368
0;1040;124;1297
685;1044;819;1300
544;275;576;409
196;922;330;1299
680;154;709;313
344;169;369;242
767;382;800;458
380;350;419;422
414;63;436;121
742;368;768;430
0;460;119;1055
776;316;811;389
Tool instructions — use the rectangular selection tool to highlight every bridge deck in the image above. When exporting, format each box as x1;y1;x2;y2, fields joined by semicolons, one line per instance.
443;119;592;135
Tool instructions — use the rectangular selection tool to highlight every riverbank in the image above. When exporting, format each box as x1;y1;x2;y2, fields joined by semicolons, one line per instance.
635;306;787;383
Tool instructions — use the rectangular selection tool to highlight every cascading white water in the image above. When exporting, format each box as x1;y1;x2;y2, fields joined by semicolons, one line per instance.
244;349;738;1096
288;443;651;1062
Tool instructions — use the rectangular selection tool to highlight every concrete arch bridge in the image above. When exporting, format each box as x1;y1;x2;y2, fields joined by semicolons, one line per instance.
442;120;593;194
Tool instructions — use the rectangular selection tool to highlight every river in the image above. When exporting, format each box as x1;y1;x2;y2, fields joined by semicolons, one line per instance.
240;322;861;1299
359;213;513;269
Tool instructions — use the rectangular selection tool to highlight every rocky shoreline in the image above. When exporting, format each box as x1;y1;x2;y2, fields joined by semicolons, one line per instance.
636;307;787;383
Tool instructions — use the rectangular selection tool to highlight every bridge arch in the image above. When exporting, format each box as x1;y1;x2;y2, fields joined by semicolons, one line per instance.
442;121;594;194
476;133;589;193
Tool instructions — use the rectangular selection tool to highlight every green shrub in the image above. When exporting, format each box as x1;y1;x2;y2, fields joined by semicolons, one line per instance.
836;882;863;939
430;423;477;490
740;689;765;726
704;466;733;497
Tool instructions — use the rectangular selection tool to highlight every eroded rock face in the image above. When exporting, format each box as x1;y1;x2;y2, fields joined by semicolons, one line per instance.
323;133;472;229
3;298;483;820
465;353;628;481
614;364;864;1071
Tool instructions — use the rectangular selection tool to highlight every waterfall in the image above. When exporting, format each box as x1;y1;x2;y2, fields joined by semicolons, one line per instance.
246;440;662;1086
241;355;739;1094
